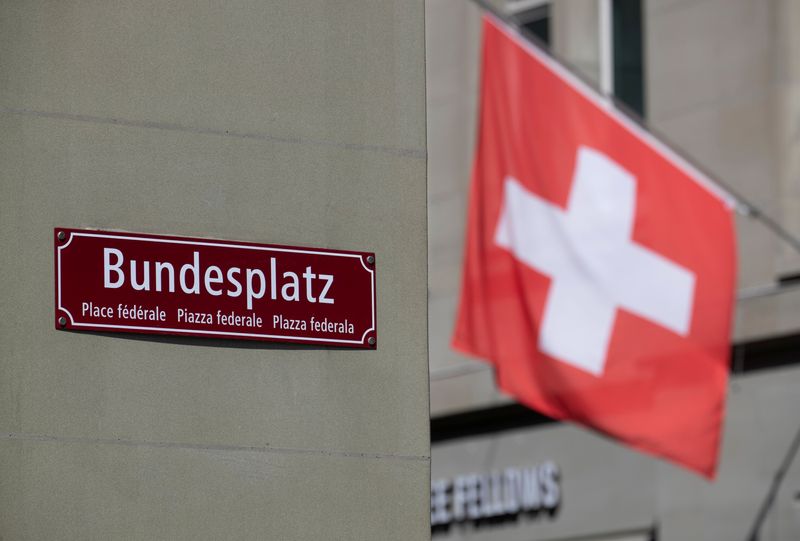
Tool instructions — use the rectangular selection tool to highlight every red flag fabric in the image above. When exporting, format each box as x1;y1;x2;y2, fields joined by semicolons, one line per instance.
452;15;737;478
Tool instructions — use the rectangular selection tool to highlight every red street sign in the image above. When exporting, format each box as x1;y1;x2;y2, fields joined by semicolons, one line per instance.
54;228;377;348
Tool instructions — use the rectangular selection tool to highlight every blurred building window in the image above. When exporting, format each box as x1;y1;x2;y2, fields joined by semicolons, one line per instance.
613;0;645;118
508;0;643;118
509;0;551;46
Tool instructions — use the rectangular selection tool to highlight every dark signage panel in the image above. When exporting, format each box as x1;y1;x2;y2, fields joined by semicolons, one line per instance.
54;228;377;348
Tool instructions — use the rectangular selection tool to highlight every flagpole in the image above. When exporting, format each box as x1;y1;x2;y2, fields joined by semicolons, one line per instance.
466;0;800;260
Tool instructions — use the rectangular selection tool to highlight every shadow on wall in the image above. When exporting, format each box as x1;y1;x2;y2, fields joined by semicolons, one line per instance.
432;505;560;537
65;329;362;352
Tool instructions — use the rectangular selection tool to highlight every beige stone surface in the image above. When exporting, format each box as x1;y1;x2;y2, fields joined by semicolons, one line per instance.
0;0;426;155
431;363;800;541
0;437;430;540
0;0;429;537
646;0;800;342
656;365;800;540
647;0;771;123
0;112;429;458
426;0;485;417
773;0;800;275
430;368;509;416
432;423;656;541
551;0;601;87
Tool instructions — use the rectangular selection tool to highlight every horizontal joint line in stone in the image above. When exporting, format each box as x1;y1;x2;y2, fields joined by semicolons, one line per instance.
0;107;427;160
0;432;430;462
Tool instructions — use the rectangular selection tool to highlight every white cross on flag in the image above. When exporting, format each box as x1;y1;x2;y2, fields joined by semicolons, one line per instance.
453;16;736;478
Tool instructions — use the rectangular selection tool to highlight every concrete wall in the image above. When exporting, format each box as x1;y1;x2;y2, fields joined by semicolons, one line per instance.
645;0;800;342
427;0;507;416
0;1;429;539
774;0;800;275
552;0;601;87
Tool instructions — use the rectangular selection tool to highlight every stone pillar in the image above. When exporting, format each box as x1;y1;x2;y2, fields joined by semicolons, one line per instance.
775;0;800;275
551;0;602;87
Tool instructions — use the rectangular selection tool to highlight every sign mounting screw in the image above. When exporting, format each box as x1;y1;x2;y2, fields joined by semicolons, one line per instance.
58;316;67;327
57;231;66;242
368;336;376;346
366;255;375;265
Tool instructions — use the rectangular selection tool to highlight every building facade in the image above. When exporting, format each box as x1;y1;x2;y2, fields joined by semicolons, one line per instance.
428;0;800;539
0;1;429;539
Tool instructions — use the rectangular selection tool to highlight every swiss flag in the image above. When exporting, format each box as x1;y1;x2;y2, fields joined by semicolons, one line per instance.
452;15;737;478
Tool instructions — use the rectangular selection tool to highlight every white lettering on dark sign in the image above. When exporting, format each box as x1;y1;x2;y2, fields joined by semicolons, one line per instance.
55;229;376;348
103;248;335;310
